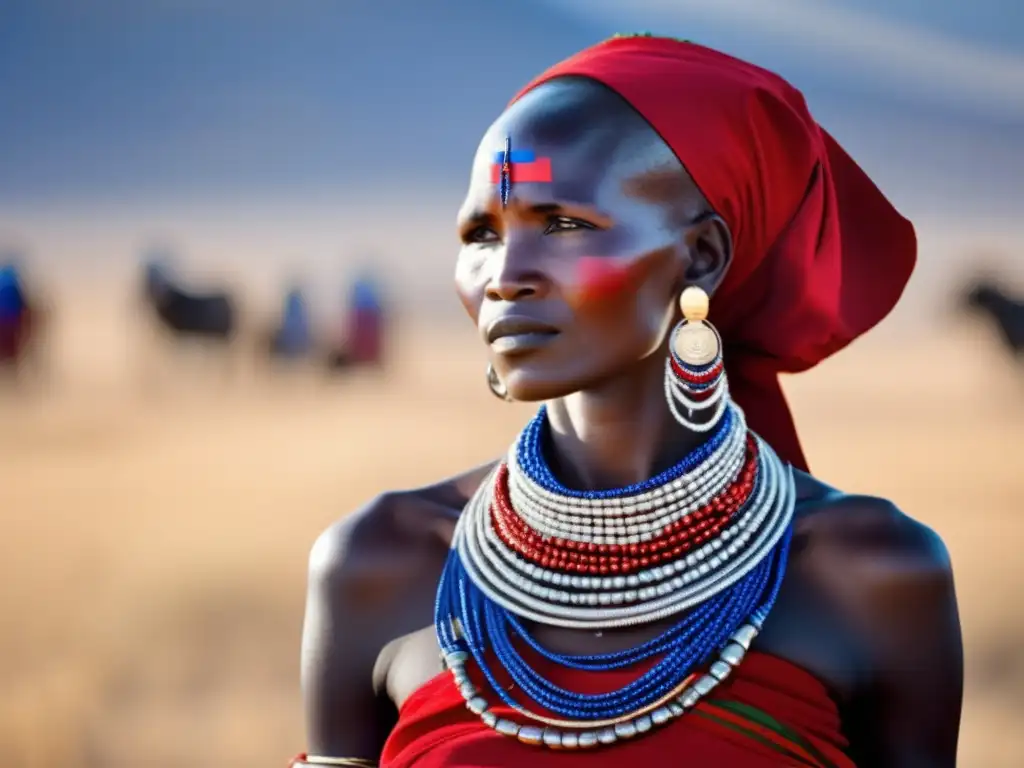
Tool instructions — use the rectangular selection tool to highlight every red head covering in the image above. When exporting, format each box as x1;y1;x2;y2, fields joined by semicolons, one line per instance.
513;36;916;471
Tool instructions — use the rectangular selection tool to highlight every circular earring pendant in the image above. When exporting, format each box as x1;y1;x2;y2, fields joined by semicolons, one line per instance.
672;287;720;366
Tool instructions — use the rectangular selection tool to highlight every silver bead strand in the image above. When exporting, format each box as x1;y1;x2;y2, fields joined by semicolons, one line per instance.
444;620;764;749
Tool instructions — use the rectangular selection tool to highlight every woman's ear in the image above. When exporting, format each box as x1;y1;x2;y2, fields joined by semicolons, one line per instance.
682;214;733;295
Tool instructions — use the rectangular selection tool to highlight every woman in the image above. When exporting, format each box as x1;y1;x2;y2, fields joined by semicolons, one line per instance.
293;36;963;767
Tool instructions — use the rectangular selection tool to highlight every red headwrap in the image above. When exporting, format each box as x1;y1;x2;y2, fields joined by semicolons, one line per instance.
513;36;916;471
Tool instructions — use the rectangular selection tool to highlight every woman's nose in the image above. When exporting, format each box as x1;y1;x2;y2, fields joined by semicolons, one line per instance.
484;242;548;302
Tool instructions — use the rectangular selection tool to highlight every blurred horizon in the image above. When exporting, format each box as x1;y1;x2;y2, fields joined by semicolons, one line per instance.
2;0;1022;317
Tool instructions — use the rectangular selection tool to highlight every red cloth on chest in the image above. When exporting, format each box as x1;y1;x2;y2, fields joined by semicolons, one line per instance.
381;651;854;767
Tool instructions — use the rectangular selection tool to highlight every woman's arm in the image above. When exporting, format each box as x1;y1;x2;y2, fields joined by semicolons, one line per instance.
836;500;964;767
299;499;407;761
297;461;499;764
870;530;962;766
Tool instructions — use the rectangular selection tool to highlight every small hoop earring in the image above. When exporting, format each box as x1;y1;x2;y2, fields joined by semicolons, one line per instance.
664;286;729;431
486;363;512;401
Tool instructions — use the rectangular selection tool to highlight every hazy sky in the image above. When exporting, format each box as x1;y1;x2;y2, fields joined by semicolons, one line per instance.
2;0;1021;213
1;0;1020;320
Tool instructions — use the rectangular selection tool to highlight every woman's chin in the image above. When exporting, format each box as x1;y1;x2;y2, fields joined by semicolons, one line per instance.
502;373;579;403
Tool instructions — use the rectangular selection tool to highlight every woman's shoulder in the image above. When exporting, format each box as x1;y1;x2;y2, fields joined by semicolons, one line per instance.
307;460;499;589
791;470;958;676
790;470;963;750
793;469;952;574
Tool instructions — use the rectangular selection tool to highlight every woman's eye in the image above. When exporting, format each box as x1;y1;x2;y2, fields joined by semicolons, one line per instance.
465;226;499;244
545;216;596;234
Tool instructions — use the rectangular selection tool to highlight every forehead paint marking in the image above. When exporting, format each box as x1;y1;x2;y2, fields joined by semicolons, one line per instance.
499;137;512;207
490;147;554;185
573;256;634;302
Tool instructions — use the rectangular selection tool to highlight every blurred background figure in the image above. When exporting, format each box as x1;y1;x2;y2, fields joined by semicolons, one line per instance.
962;276;1024;363
0;253;49;389
262;281;315;366
0;259;32;380
327;268;386;374
138;251;240;384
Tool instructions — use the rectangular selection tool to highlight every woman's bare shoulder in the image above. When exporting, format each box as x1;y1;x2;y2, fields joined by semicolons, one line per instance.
300;461;500;757
793;469;951;572
307;459;499;593
793;469;959;676
792;472;963;763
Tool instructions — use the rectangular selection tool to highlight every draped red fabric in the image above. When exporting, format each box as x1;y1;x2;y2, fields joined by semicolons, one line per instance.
380;651;854;767
514;37;917;470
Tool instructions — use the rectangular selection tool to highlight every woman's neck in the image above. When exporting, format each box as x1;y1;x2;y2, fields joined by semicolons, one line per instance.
543;351;712;491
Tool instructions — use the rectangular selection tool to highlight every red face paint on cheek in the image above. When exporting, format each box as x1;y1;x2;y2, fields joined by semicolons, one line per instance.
574;257;633;303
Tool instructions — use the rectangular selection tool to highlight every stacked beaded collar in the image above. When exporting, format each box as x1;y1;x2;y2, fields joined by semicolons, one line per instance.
434;400;795;750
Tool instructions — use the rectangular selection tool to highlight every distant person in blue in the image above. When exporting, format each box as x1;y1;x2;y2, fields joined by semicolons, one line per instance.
0;263;26;320
272;284;314;359
0;262;32;366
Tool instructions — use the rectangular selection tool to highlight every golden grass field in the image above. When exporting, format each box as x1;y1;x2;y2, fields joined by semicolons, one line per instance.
1;300;1022;767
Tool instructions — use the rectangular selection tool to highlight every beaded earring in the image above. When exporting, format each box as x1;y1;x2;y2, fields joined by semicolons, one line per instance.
665;286;729;431
486;363;512;401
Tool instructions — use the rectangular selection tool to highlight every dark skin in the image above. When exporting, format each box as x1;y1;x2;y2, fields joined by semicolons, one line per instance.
301;78;963;766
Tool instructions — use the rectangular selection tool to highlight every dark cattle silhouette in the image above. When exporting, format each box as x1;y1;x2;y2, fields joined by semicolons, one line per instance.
963;279;1024;359
142;261;236;340
138;259;242;386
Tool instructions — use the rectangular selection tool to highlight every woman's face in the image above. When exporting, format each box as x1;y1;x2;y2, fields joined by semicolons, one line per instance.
455;79;726;402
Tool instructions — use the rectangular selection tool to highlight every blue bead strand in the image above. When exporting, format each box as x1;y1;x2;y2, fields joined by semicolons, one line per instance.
479;557;775;717
517;404;735;498
434;526;793;720
503;565;754;670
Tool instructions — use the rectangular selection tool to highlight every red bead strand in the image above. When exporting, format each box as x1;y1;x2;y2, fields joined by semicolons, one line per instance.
490;436;758;575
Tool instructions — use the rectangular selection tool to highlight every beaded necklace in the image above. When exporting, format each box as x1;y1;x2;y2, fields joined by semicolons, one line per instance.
434;401;795;749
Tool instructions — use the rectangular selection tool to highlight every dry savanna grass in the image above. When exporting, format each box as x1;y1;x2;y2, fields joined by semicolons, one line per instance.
1;301;1022;767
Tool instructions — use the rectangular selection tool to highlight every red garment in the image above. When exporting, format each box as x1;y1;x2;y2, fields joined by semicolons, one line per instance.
514;37;916;471
381;651;853;767
0;311;30;361
348;307;383;364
